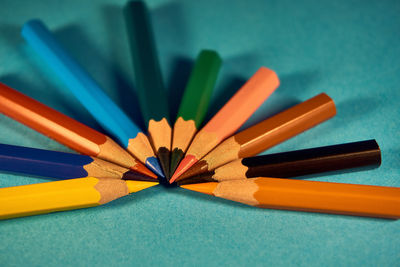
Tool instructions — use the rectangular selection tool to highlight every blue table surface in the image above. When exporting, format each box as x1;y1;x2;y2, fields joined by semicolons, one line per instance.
1;0;399;266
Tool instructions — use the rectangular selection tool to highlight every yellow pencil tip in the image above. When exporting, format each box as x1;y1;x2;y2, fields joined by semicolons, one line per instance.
180;182;217;195
125;181;158;193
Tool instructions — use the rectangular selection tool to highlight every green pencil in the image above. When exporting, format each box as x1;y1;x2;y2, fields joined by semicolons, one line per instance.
169;50;222;179
124;0;171;180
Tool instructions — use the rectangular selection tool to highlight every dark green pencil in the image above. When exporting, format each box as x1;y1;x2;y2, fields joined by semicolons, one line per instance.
124;0;171;181
169;50;222;179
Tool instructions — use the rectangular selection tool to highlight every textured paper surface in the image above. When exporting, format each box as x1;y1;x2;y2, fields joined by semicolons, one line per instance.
0;0;399;266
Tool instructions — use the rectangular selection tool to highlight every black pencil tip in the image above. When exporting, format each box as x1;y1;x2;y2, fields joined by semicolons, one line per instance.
157;147;170;180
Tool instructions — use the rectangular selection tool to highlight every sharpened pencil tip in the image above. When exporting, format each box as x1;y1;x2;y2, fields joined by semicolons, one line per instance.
145;156;165;178
125;180;159;193
169;154;198;183
157;147;170;180
180;182;217;195
131;162;158;179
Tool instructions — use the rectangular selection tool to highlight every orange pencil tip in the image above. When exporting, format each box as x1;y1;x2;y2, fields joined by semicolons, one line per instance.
131;162;158;179
169;154;198;183
180;182;217;195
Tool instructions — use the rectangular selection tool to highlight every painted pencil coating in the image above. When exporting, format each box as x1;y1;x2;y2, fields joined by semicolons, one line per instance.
170;50;222;177
21;19;164;178
170;67;279;182
0;143;155;181
176;93;336;181
0;82;156;178
124;0;171;179
181;178;400;219
0;178;158;219
178;140;381;185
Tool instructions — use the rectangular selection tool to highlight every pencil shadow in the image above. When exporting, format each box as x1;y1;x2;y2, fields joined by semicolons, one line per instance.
101;5;146;130
152;2;190;51
0;23;22;48
152;2;191;122
166;56;194;120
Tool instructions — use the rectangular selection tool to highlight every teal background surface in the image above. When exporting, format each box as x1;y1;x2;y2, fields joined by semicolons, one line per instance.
1;0;399;266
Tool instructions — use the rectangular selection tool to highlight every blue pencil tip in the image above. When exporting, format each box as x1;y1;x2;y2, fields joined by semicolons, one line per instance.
146;157;165;178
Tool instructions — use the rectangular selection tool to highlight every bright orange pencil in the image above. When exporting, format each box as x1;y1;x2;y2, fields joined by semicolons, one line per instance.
0;82;156;179
170;67;279;183
181;178;400;219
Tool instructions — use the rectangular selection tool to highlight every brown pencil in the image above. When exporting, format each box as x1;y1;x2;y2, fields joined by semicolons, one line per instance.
175;93;336;182
177;140;381;185
0;82;156;179
181;178;400;219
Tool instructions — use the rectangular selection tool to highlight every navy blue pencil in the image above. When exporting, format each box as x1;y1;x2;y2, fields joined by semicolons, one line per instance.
0;143;154;181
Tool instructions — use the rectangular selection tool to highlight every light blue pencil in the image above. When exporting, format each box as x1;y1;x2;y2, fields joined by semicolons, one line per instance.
21;19;164;178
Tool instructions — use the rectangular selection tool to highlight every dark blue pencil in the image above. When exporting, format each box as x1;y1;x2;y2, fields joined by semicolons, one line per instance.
0;143;154;181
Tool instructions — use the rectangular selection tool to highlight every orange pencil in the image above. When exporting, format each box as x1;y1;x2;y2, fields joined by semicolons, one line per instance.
0;82;156;179
170;67;279;183
181;178;400;219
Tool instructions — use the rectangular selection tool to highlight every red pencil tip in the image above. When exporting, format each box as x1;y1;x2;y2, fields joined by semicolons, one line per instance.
169;154;198;183
131;162;158;179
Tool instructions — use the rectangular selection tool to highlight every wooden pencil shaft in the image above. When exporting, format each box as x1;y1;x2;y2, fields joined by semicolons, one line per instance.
0;143;91;179
169;50;221;178
177;50;222;126
124;0;169;123
243;139;381;178
21;19;142;148
236;93;336;157
178;140;381;185
183;178;400;219
0;143;152;180
0;178;158;219
0;82;105;156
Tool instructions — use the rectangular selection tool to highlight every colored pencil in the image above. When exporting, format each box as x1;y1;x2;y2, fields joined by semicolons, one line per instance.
170;50;222;178
0;178;158;220
124;1;171;180
174;93;336;182
21;19;164;178
181;178;400;219
170;67;279;183
0;143;155;181
0;82;156;179
178;140;381;185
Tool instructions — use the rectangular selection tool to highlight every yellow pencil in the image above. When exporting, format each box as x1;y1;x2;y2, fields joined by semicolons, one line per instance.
0;178;158;220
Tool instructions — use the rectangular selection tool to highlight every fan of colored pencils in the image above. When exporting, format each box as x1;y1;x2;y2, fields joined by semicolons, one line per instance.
1;0;399;220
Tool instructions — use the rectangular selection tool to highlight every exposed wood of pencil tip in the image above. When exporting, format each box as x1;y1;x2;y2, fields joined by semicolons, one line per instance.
176;93;336;181
170;118;197;176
